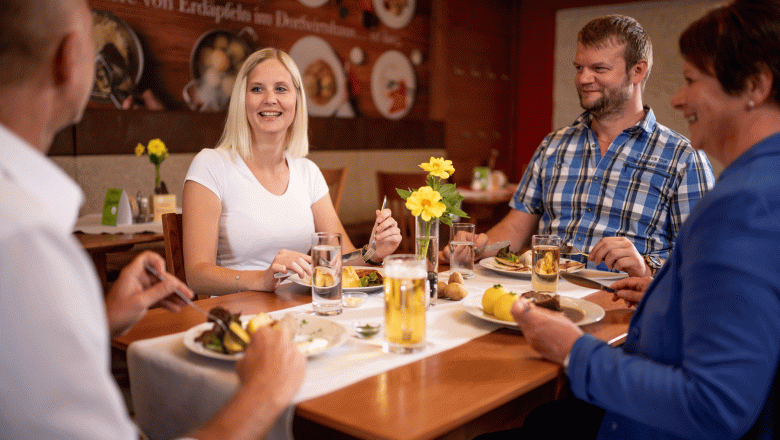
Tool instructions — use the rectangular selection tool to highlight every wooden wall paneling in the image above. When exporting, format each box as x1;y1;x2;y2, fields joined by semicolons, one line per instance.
60;108;444;156
50;126;76;156
441;0;514;186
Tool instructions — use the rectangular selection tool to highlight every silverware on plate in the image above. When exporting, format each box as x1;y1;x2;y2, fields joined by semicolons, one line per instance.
143;263;244;340
474;240;511;256
560;244;589;257
560;271;615;293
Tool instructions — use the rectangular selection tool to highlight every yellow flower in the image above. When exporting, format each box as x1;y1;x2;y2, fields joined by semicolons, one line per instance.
405;186;446;221
419;157;455;179
147;138;167;157
135;143;145;156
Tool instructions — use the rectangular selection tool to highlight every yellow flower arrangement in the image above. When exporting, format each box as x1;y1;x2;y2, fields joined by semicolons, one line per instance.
397;157;468;262
135;138;169;193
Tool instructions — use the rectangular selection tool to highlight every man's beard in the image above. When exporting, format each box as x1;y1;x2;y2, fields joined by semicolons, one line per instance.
579;76;632;118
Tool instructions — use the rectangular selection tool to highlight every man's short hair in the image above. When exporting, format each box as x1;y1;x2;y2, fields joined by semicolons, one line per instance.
578;14;653;86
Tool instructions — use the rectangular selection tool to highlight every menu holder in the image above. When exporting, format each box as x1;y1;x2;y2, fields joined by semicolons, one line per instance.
101;188;133;226
152;194;176;222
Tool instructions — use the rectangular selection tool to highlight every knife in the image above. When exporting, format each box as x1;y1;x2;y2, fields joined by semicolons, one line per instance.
560;271;615;293
474;240;510;256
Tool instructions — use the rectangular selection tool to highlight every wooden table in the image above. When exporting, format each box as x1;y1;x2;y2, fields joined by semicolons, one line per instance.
76;232;164;291
114;287;632;440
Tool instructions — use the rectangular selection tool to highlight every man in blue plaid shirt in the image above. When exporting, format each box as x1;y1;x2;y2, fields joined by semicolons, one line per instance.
466;15;715;277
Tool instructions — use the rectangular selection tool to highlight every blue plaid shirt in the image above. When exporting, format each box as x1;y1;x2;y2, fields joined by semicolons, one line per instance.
511;108;715;263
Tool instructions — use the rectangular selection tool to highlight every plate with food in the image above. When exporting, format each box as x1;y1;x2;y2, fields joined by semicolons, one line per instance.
373;0;416;29
90;10;144;107
183;29;251;112
183;307;348;361
462;290;605;330
479;246;585;278
289;35;346;117
371;50;416;119
290;266;384;293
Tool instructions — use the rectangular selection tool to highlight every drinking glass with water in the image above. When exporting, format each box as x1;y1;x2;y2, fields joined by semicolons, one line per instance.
311;232;342;315
449;222;475;279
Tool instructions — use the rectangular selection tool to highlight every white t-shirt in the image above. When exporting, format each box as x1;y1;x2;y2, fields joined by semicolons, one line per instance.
185;148;329;270
0;125;137;439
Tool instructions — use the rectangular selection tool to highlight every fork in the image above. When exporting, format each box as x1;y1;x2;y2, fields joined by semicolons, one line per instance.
560;244;589;257
361;196;387;263
143;263;235;337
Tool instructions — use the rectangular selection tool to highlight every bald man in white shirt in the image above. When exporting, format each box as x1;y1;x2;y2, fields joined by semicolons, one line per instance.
0;1;305;439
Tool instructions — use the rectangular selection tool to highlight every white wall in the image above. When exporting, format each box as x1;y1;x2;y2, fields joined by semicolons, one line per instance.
554;0;724;174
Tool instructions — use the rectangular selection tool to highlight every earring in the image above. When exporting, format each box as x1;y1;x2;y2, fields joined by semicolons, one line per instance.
747;100;756;109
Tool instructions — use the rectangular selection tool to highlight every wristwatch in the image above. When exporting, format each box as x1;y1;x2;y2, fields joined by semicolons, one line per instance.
643;254;663;275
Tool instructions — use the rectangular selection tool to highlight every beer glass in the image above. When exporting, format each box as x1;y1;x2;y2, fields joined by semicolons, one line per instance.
383;254;427;353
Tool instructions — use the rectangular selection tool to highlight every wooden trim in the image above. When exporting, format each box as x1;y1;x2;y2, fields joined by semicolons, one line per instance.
49;108;444;156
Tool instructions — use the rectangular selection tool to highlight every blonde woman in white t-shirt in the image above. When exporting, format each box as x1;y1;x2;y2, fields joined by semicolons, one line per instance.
183;48;401;296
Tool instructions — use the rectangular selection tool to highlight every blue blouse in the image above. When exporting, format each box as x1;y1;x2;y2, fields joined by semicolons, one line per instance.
569;133;780;439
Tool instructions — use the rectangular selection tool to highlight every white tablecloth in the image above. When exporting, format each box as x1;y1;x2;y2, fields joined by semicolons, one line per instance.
74;213;163;235
127;267;617;440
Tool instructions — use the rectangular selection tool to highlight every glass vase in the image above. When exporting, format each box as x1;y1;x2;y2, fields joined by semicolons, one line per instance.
415;216;439;307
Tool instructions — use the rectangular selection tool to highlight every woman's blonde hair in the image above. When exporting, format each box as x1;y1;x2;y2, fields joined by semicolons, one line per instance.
216;47;309;159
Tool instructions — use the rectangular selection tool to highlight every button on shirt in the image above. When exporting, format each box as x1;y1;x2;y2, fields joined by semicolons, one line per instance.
511;108;715;265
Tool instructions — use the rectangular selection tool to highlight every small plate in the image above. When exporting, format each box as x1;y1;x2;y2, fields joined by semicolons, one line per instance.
288;35;346;117
183;314;348;361
373;0;416;29
478;256;585;278
461;294;605;330
370;50;416;119
290;266;384;293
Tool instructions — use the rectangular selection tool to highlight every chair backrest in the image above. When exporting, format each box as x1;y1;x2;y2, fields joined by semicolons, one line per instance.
161;213;186;284
320;167;348;213
376;171;428;253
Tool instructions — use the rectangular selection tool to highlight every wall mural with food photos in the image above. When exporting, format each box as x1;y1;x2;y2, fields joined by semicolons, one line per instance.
88;0;429;120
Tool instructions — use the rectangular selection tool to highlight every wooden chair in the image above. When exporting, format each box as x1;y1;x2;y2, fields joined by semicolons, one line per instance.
320;167;348;213
161;213;207;300
376;171;428;253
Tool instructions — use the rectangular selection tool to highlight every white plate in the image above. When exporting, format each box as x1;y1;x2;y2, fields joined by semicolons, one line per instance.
290;266;384;293
373;0;416;29
370;50;416;119
462;294;605;330
183;314;348;361
298;0;328;7
478;256;585;278
289;35;346;117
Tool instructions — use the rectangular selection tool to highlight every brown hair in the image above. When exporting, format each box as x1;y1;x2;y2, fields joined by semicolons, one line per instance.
679;0;780;105
578;14;653;86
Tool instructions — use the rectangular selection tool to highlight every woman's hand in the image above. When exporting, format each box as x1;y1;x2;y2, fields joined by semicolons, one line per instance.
511;298;583;364
259;249;312;291
369;207;402;262
609;276;653;308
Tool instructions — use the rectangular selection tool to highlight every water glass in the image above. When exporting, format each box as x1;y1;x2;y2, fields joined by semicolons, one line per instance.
449;222;475;279
383;254;427;354
311;232;342;315
531;235;561;293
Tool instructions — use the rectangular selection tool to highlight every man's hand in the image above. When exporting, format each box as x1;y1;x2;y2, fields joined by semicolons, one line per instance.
588;237;652;277
511;298;583;364
235;325;306;404
105;251;193;336
610;276;653;308
440;232;489;264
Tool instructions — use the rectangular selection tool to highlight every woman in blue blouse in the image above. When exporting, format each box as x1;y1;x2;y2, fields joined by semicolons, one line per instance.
498;1;780;439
